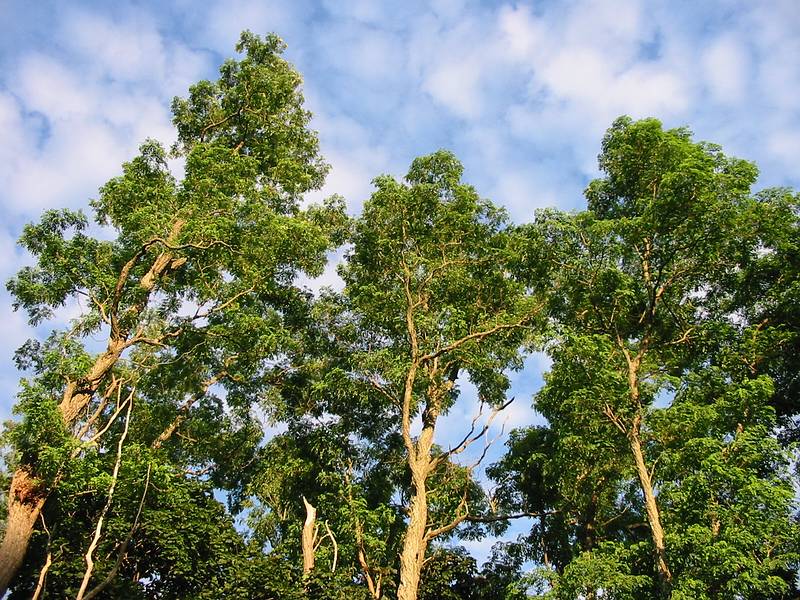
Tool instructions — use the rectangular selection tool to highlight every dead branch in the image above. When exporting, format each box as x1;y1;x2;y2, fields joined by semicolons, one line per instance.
31;514;52;600
424;492;469;541
302;496;317;574
77;385;136;453
463;510;555;524
322;521;338;573
152;368;229;448
421;314;535;363
83;462;151;600
75;375;124;441
435;397;513;469
75;394;134;600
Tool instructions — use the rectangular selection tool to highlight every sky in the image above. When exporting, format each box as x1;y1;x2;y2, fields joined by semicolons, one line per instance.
1;0;799;560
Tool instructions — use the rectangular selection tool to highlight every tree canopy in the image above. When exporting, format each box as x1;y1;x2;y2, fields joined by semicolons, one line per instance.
1;34;798;600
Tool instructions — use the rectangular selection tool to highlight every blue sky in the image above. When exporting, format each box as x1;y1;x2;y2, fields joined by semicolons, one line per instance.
1;0;799;559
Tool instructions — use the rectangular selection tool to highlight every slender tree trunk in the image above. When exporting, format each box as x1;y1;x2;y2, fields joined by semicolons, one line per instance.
629;425;672;593
398;399;437;600
0;470;46;593
397;464;430;600
622;350;672;594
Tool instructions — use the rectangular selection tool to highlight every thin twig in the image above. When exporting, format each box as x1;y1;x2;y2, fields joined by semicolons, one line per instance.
31;514;53;600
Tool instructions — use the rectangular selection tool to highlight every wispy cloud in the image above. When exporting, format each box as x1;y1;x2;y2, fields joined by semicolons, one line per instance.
1;3;799;556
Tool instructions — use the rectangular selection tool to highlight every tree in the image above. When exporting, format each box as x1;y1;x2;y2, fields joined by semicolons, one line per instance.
499;116;799;597
0;31;342;595
337;151;545;600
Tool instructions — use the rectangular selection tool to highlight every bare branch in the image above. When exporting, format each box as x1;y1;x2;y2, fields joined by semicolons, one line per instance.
75;375;124;441
323;521;339;573
302;496;317;574
74;384;135;456
31;514;52;600
464;510;556;524
421;313;535;363
368;375;399;405
76;395;134;600
603;403;627;435
192;286;256;320
83;463;151;600
436;397;513;468
424;492;469;541
152;368;229;448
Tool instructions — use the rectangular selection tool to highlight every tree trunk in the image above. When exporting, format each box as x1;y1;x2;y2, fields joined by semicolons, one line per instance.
397;465;430;600
623;350;671;594
397;391;440;600
629;427;672;593
0;470;46;595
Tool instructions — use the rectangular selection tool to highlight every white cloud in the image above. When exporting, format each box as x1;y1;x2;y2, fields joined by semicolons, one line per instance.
15;54;94;119
767;129;800;170
497;4;545;60
424;56;485;119
411;11;503;120
703;34;749;104
61;11;167;82
201;0;314;54
320;0;386;24
4;114;128;214
0;10;211;219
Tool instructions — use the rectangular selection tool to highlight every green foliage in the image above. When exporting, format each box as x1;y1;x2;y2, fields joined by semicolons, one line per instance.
419;545;530;600
492;117;799;598
4;52;800;600
341;149;539;404
2;30;343;598
530;543;651;600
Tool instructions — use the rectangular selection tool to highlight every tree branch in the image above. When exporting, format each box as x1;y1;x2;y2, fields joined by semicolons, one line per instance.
76;394;134;600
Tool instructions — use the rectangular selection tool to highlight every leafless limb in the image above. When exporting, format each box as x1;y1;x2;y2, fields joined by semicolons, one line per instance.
603;403;627;435
436;397;514;467
31;514;52;600
83;462;152;600
77;385;136;453
302;496;317;574
75;375;125;441
464;510;555;524
153;367;230;448
425;491;469;541
191;286;256;320
421;314;535;363
322;521;339;573
76;394;134;600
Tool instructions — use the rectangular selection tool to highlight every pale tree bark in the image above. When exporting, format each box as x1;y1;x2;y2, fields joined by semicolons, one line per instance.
393;248;530;600
397;427;435;600
0;220;185;596
622;347;672;593
629;422;671;589
76;394;133;600
302;496;317;575
0;471;46;593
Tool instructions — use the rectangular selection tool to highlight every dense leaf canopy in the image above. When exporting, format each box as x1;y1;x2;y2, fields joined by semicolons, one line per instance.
1;36;798;600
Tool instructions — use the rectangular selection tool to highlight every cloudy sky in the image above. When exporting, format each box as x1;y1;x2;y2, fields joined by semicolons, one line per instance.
1;0;799;552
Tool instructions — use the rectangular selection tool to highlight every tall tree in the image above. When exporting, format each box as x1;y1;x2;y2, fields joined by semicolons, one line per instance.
540;117;760;592
0;31;341;594
338;151;544;600
499;117;799;597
